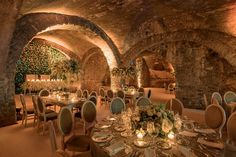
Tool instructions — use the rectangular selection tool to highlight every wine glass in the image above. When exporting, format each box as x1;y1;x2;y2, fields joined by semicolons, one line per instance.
147;122;159;145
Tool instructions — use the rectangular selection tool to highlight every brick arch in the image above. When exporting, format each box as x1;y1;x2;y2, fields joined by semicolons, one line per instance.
7;12;121;72
122;29;236;67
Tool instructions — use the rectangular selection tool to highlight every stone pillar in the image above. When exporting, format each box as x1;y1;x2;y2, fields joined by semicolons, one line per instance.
136;57;150;87
0;0;22;126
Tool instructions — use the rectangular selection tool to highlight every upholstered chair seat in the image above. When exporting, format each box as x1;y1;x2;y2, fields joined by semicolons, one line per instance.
65;135;90;152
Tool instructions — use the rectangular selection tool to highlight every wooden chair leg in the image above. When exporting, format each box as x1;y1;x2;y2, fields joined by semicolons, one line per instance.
25;117;27;127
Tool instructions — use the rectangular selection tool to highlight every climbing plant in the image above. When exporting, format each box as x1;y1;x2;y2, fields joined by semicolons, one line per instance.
15;41;67;93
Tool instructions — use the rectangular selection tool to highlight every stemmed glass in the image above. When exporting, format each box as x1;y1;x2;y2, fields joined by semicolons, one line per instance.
147;122;159;145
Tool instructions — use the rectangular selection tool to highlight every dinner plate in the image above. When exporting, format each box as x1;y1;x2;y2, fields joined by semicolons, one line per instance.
133;139;150;148
95;123;111;129
114;125;126;132
156;141;172;150
92;133;113;143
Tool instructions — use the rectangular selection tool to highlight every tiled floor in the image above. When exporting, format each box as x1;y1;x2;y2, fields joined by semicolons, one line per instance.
0;89;205;157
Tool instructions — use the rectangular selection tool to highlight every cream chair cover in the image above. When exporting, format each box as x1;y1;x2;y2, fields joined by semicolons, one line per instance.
39;89;50;96
136;96;152;107
110;97;126;114
205;104;226;138
224;91;236;105
107;89;114;102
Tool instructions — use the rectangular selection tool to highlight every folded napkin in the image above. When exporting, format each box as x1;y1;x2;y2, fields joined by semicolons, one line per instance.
144;148;156;157
105;140;125;156
194;128;216;134
197;138;224;149
179;131;198;137
178;145;197;157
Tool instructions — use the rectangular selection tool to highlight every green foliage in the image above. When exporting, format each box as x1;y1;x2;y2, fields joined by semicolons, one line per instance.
15;41;67;93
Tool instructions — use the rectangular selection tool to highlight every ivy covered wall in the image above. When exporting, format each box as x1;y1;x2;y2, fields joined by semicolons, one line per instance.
15;40;67;93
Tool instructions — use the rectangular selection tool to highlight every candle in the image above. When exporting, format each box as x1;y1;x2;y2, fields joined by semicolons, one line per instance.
137;132;144;139
137;140;145;146
168;131;175;140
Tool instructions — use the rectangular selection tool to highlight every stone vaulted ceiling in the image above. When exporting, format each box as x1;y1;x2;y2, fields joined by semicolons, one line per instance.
19;0;236;59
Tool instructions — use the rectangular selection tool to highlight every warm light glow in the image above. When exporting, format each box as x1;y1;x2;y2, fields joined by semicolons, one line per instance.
168;131;175;140
137;132;144;139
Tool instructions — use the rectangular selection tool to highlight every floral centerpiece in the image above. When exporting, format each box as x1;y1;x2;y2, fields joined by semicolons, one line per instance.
131;104;182;138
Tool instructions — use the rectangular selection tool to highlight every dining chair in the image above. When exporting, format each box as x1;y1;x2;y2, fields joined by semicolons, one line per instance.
32;95;39;127
58;106;91;154
49;120;70;157
39;89;56;110
106;89;114;103
88;96;97;106
224;91;236;116
76;89;83;98
224;91;236;105
205;104;226;138
37;97;57;135
82;89;89;99
136;96;152;107
211;92;223;106
20;94;35;127
137;87;144;98
90;91;97;98
224;112;236;156
110;97;126;114
170;98;184;116
117;90;125;100
203;94;208;109
81;100;97;135
99;87;106;104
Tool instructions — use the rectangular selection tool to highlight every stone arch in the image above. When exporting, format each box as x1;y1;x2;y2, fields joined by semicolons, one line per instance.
33;38;81;61
122;29;236;67
80;47;110;91
7;12;121;72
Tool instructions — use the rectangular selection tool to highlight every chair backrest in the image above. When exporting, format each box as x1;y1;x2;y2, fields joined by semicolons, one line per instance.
227;112;236;142
224;91;236;105
110;97;126;114
81;101;97;123
171;98;184;116
19;94;27;112
138;87;144;93
49;120;58;155
203;94;208;108
211;92;222;106
83;90;89;99
76;89;82;98
37;97;46;115
58;107;73;136
147;89;151;98
136;96;152;107
99;87;106;98
69;87;77;93
39;89;50;97
117;90;125;99
32;95;38;116
205;104;226;138
107;89;114;99
90;91;97;98
88;96;97;105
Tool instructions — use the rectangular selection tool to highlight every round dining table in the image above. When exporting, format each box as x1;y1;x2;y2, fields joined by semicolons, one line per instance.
90;115;225;157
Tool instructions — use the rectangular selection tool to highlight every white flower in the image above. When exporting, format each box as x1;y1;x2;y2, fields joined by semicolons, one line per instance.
156;112;162;117
162;118;173;133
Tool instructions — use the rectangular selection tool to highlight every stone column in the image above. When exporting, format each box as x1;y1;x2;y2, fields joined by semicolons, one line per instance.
0;0;22;126
136;57;150;87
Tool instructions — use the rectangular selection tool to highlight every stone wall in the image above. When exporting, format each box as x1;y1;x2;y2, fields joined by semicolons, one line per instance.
0;0;22;126
81;48;109;92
